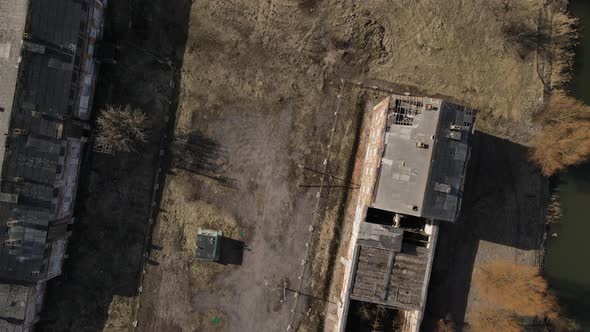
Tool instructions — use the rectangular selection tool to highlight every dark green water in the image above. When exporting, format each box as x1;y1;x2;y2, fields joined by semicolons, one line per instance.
544;1;590;330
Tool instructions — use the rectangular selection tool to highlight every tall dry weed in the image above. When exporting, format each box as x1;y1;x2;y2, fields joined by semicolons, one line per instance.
473;261;559;318
550;12;578;88
530;94;590;175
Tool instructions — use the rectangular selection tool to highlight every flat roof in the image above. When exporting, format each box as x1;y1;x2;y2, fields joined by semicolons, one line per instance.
372;95;476;222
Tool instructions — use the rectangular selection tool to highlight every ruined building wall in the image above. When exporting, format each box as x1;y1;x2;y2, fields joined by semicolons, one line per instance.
333;96;389;332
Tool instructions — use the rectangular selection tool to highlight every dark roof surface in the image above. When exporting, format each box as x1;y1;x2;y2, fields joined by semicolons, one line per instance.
0;0;95;284
422;101;475;221
27;0;87;49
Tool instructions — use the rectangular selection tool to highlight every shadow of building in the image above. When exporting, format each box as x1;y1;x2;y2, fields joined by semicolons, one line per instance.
421;131;548;331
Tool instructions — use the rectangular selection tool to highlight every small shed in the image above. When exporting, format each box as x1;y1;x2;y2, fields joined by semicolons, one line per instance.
194;229;222;262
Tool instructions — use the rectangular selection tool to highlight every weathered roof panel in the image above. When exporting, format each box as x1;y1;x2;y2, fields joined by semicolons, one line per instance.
351;227;432;311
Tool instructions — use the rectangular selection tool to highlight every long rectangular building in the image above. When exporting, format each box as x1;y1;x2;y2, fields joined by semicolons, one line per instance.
0;1;107;330
333;94;476;332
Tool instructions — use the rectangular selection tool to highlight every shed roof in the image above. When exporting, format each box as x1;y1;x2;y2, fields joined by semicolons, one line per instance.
195;230;222;261
0;0;94;285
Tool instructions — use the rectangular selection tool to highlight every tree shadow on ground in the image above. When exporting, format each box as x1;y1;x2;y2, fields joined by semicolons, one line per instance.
421;131;548;331
172;130;237;188
502;17;573;60
503;22;551;59
37;1;192;331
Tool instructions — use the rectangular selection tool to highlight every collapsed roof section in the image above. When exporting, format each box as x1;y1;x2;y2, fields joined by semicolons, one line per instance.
371;95;477;222
350;222;431;311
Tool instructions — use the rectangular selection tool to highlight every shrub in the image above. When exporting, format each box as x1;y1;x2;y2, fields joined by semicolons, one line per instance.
96;105;149;152
473;261;558;318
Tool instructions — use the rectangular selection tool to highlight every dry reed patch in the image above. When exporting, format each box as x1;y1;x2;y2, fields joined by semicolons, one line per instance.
530;94;590;175
473;261;558;318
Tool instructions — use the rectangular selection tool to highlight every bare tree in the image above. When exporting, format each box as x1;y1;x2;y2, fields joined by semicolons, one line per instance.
530;94;590;176
96;105;149;152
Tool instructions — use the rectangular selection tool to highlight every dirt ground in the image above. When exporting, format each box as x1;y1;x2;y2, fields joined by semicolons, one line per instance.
39;0;561;331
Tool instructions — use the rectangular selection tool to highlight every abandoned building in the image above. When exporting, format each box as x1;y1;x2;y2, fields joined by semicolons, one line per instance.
195;229;223;262
331;95;476;332
0;0;107;330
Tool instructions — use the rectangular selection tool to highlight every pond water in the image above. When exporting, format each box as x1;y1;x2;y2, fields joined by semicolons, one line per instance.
543;1;590;330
